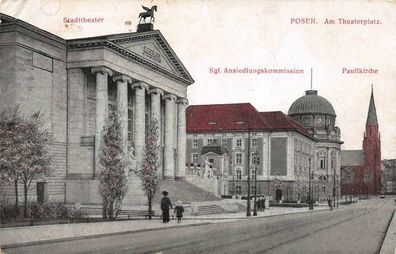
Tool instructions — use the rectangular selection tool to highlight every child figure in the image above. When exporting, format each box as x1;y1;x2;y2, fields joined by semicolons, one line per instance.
174;200;184;223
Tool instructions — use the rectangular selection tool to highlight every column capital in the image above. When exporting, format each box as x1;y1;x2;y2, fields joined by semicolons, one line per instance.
177;97;189;106
163;93;177;101
131;82;149;91
148;88;164;96
91;66;113;76
113;74;132;84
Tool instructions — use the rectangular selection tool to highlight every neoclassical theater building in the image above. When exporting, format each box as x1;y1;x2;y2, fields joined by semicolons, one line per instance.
0;13;193;205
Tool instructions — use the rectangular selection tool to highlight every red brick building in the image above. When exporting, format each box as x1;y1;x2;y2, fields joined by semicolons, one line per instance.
341;88;381;195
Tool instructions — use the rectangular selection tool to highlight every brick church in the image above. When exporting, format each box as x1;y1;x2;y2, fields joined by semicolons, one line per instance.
340;87;381;195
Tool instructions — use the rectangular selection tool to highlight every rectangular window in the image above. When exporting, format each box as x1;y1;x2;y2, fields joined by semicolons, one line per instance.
128;109;133;142
236;153;242;164
320;159;326;169
207;139;215;145
236;139;242;147
252;138;257;147
236;170;242;180
192;139;198;148
236;185;242;195
222;139;227;147
251;185;256;195
192;153;199;164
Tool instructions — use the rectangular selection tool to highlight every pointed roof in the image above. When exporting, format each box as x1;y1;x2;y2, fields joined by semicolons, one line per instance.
186;103;314;140
366;86;378;126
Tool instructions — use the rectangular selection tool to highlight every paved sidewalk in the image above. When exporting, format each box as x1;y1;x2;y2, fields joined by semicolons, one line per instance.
188;205;329;220
379;209;396;254
0;206;330;248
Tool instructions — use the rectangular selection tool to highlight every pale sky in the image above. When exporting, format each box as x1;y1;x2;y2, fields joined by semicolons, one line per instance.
1;0;395;159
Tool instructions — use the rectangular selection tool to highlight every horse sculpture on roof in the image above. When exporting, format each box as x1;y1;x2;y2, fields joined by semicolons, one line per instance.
139;5;157;24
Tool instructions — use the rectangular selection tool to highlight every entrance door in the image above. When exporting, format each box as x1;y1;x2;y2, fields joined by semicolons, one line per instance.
275;189;282;202
37;182;46;204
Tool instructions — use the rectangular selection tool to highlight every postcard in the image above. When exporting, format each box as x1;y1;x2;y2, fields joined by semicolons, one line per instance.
0;1;395;253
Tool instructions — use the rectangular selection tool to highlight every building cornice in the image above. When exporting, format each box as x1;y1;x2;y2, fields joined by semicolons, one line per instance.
67;31;194;86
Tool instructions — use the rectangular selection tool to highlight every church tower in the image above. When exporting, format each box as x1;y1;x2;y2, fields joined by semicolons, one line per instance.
363;86;381;194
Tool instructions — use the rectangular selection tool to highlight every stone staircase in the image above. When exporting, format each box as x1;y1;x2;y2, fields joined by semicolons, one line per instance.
233;202;247;212
195;204;226;215
153;180;221;204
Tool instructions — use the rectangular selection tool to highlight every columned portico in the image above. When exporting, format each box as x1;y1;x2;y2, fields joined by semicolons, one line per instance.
92;66;113;176
114;74;132;155
163;94;177;179
64;28;194;205
176;98;188;180
132;82;149;162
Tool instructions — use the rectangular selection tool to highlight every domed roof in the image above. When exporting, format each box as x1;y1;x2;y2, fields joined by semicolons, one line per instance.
288;90;336;116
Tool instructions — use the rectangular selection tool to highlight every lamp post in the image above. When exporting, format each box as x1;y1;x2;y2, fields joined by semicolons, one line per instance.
246;129;251;217
309;158;314;210
253;152;259;216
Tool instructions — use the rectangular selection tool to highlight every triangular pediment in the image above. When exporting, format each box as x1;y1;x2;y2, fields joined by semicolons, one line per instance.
108;31;194;85
67;30;194;85
118;39;177;74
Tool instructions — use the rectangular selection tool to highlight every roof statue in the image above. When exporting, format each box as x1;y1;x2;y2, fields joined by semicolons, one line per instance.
139;5;157;24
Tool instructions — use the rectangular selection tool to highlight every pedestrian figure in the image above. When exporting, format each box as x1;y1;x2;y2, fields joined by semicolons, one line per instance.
161;191;172;223
260;197;266;212
174;200;184;223
327;195;333;210
257;197;262;212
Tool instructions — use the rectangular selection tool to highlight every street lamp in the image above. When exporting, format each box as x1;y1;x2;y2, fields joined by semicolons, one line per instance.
308;158;314;210
253;152;260;216
246;129;251;217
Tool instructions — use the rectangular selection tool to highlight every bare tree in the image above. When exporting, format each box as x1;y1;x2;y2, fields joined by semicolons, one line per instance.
137;118;160;219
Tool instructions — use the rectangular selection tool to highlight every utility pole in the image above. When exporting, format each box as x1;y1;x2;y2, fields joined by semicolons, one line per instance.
309;158;313;210
333;167;336;208
253;152;259;216
246;129;251;217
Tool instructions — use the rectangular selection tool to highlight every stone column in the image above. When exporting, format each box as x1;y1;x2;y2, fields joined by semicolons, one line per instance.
176;98;188;180
149;88;163;124
113;74;132;155
163;94;177;180
149;88;164;177
92;66;113;176
131;82;149;162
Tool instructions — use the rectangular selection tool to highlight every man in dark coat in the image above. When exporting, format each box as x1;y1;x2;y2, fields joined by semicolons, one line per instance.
161;191;172;223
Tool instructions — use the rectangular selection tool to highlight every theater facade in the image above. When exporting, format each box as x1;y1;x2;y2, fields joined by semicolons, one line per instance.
0;13;194;205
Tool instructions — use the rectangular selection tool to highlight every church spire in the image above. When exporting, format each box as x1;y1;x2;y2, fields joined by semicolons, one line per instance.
366;85;378;126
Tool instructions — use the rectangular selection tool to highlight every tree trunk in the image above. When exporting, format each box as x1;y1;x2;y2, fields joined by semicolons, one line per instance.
23;181;28;217
102;199;107;219
109;201;114;220
148;196;152;220
14;179;19;216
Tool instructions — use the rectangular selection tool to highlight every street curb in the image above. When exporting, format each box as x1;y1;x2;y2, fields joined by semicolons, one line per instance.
0;221;212;249
0;207;331;249
379;208;396;254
